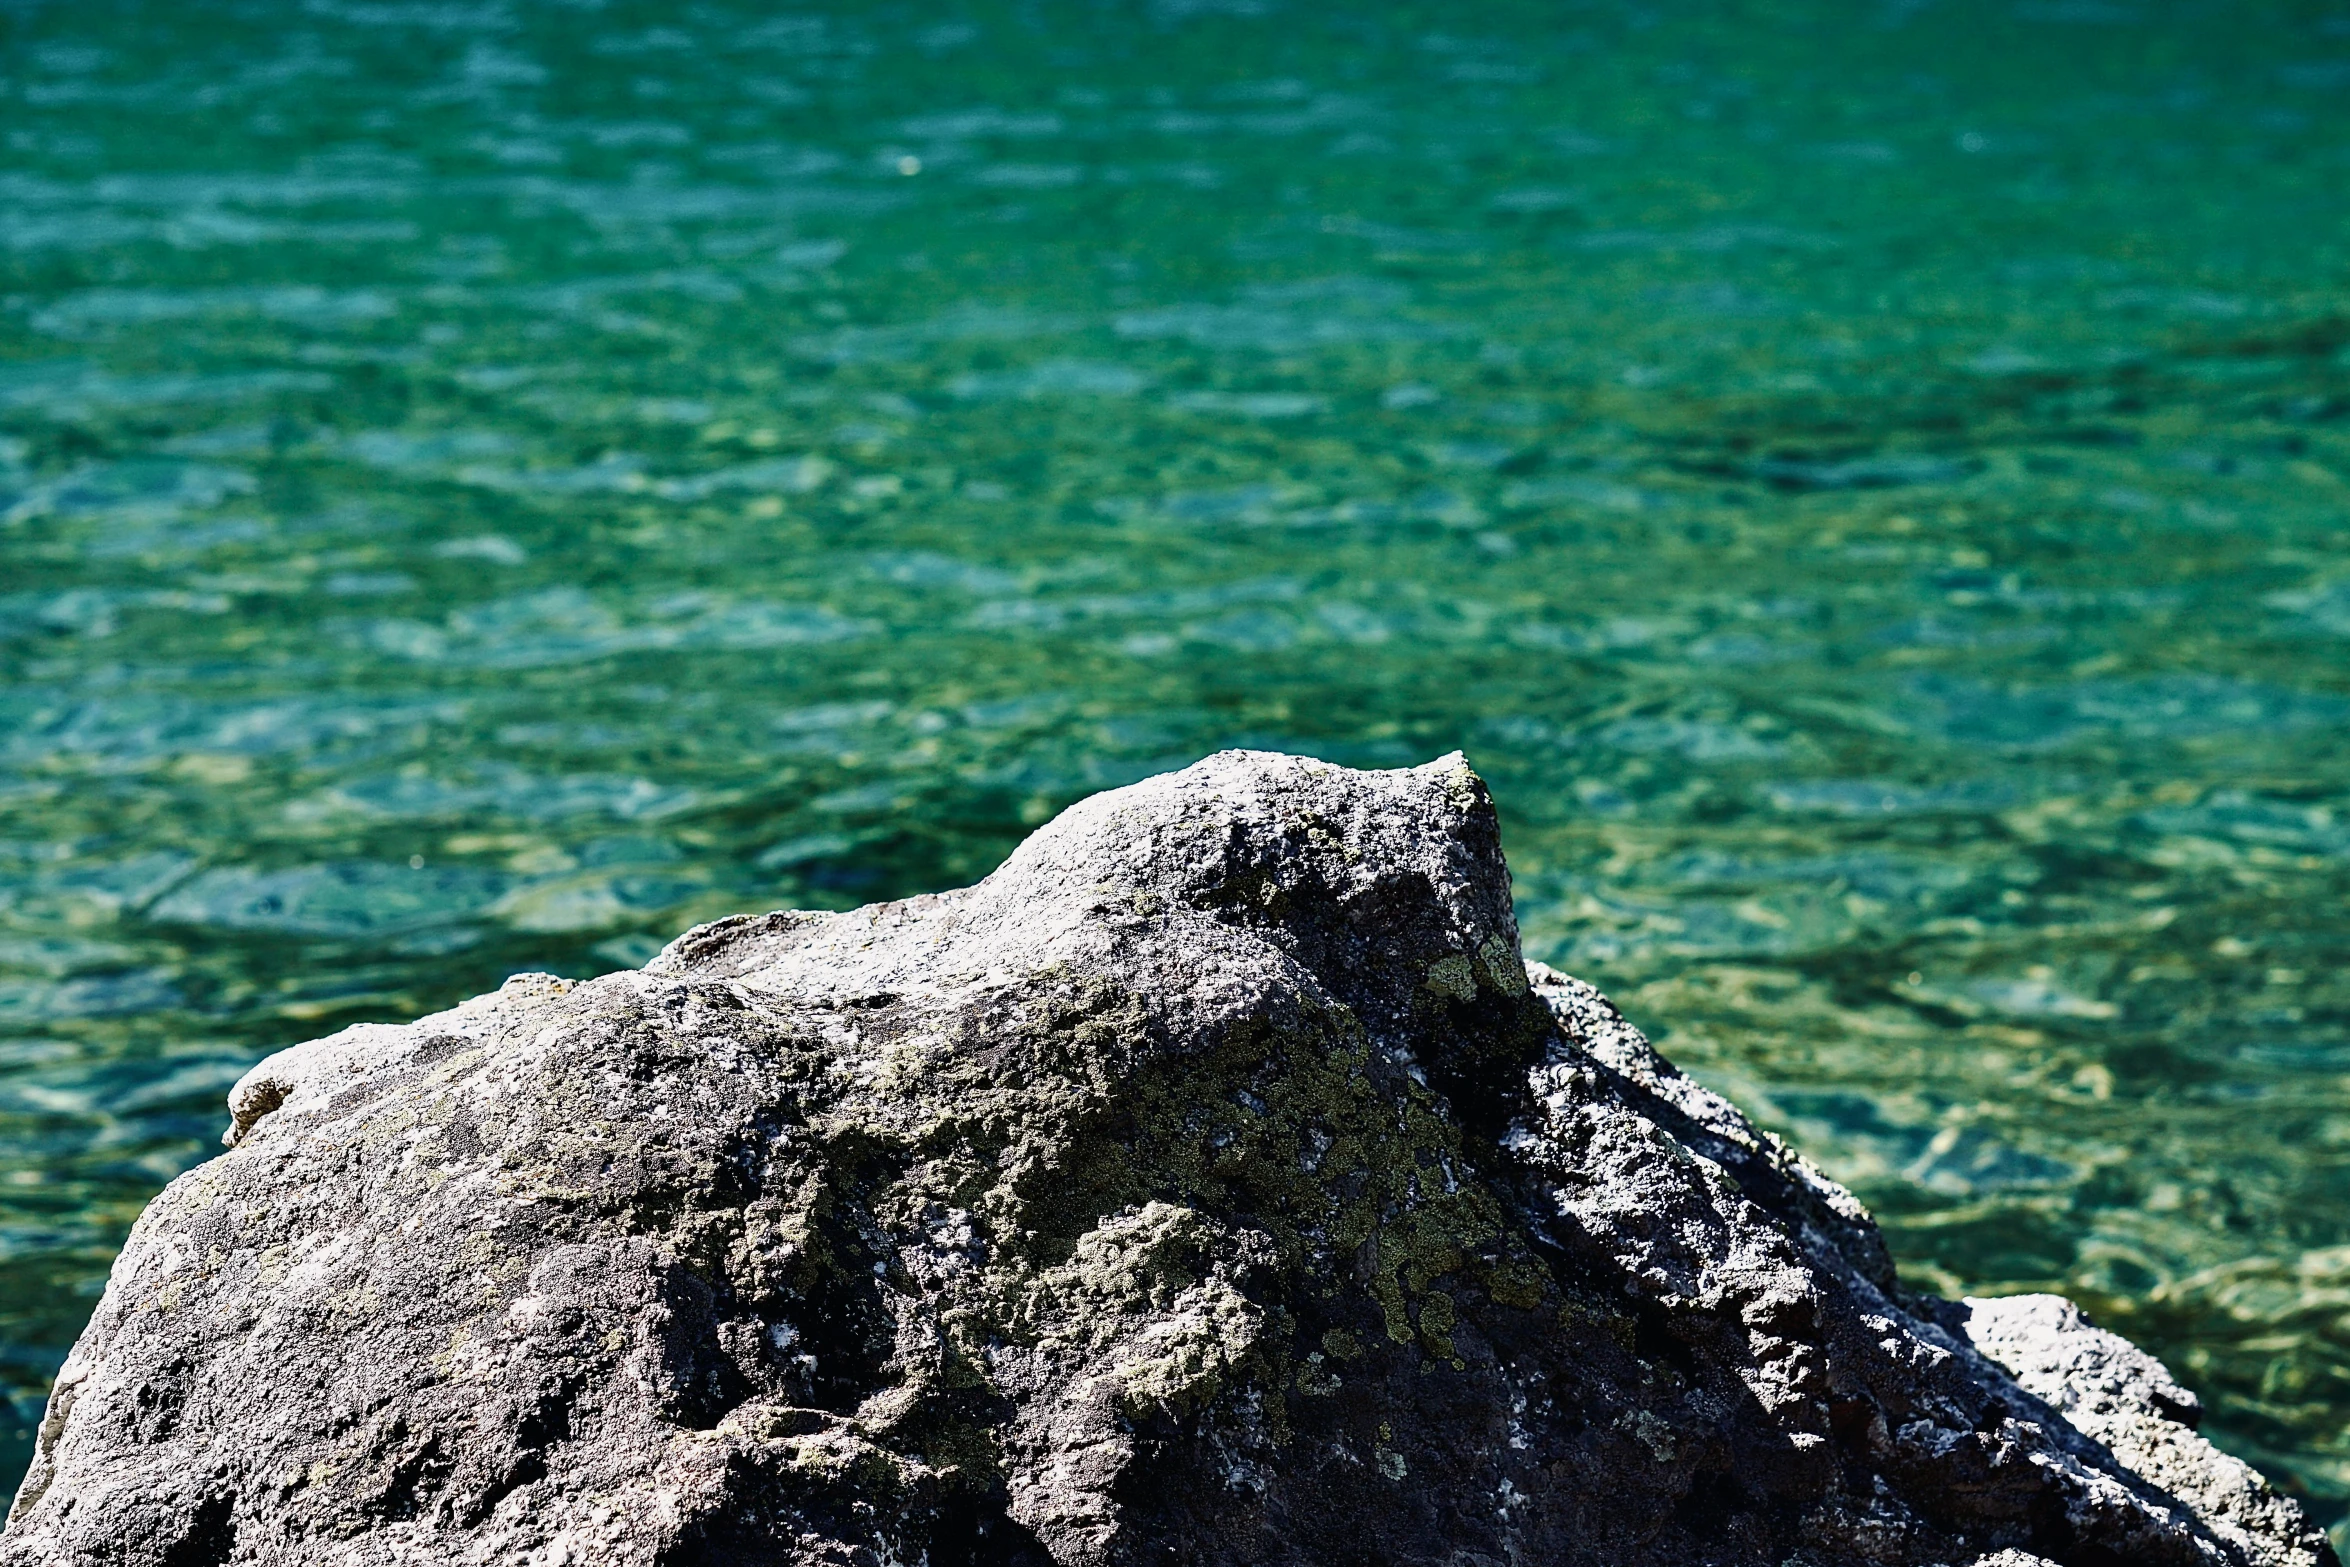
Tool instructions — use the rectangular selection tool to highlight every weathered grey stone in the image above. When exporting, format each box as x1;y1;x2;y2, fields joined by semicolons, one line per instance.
2;751;2334;1566
1962;1295;2323;1567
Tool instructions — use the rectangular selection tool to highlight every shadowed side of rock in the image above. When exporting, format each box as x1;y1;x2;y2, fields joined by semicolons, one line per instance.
1;752;2333;1567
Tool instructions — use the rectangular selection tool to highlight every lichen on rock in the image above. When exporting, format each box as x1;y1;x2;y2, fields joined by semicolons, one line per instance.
2;751;2335;1566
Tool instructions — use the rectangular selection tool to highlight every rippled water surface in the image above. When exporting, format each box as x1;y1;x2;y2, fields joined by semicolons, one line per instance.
3;0;2348;1534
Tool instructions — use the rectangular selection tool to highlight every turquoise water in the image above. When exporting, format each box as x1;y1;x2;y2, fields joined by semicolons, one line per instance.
2;0;2347;1537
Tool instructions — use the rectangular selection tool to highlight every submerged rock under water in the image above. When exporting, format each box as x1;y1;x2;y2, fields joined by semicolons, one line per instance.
1;753;2332;1566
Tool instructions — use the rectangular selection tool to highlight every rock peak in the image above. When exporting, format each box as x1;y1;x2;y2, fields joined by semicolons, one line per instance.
5;752;2333;1567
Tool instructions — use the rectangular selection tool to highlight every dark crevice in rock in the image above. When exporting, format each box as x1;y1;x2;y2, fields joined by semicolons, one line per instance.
156;1493;234;1567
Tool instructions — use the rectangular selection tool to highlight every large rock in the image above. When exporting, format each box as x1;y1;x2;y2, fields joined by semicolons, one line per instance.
3;752;2333;1567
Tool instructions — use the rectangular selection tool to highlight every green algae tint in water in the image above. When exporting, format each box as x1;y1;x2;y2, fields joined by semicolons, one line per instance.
1;0;2348;1536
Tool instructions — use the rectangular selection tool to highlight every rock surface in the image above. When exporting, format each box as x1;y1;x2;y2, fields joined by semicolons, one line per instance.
3;751;2334;1567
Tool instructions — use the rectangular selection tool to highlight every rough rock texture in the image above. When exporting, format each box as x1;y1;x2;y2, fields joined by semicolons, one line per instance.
1961;1296;2324;1567
3;752;2334;1567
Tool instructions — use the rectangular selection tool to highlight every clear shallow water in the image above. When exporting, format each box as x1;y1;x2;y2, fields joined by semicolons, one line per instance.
1;0;2347;1537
